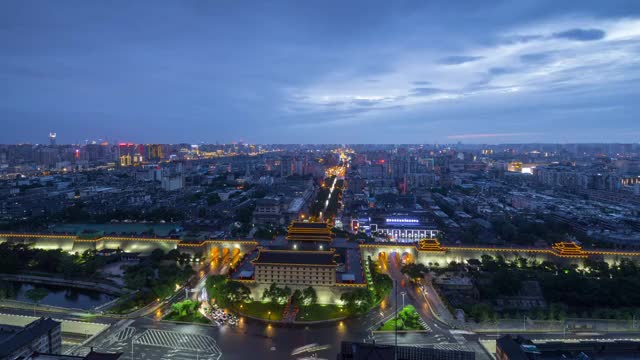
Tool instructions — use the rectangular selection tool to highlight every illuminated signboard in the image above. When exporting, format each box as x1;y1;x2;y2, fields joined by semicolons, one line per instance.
385;218;419;224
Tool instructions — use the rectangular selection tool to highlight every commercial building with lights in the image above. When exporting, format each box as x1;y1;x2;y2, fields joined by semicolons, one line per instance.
353;213;440;242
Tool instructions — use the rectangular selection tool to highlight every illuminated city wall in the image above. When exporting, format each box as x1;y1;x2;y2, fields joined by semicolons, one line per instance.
359;243;640;267
0;234;257;258
0;234;78;251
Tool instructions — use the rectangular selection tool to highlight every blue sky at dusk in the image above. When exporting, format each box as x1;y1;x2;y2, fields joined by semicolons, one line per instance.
1;0;639;144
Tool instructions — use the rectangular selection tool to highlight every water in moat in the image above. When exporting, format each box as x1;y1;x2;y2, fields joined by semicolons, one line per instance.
0;281;114;310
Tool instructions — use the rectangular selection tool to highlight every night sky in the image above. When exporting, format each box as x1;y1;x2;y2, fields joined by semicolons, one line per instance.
1;1;639;144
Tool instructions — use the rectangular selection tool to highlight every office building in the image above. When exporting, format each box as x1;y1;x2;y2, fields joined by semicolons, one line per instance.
336;341;475;360
496;335;640;360
0;317;62;360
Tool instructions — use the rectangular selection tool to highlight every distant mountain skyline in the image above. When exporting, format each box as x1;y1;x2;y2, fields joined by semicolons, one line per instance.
1;0;639;144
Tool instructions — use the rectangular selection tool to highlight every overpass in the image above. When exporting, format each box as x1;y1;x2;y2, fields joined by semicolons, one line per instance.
359;239;640;267
0;233;258;260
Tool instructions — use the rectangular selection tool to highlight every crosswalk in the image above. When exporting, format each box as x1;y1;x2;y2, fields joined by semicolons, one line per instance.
89;326;222;360
116;327;136;342
418;319;432;332
432;343;469;352
136;329;219;352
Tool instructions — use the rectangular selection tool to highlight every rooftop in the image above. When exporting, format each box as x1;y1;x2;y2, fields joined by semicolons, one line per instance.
0;317;60;358
252;249;337;266
289;221;331;229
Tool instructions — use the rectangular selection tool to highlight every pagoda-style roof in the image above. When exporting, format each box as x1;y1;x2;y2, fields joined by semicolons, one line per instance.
416;238;445;252
551;241;587;257
251;248;337;267
286;221;333;242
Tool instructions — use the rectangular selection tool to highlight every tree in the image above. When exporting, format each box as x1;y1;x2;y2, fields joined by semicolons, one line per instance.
206;275;227;299
401;263;428;280
302;286;317;307
262;283;291;305
171;299;199;317
340;288;373;315
372;273;393;301
397;305;421;329
223;281;252;304
150;249;165;263
292;289;303;305
25;288;48;316
262;283;279;304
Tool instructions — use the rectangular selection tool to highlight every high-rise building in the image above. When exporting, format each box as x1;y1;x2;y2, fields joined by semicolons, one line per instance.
280;156;294;177
49;132;56;146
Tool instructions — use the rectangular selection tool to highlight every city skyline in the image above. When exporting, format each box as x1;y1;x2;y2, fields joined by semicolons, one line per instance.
1;0;639;144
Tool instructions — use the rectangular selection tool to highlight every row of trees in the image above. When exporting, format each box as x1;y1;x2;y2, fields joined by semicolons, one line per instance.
341;288;373;315
123;249;195;299
450;254;640;321
205;275;252;307
262;283;292;304
0;243;116;279
293;287;318;307
340;257;393;315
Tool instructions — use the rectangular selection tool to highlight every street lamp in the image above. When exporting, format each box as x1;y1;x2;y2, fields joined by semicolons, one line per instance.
268;311;271;321
401;292;406;309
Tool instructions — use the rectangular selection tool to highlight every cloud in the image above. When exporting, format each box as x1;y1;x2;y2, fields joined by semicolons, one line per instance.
410;87;444;96
553;28;606;41
412;81;431;85
488;67;516;75
439;55;484;65
501;34;545;44
520;52;549;63
447;132;539;140
352;98;384;106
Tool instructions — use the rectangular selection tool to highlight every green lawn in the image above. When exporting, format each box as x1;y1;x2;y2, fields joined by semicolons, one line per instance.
164;310;211;324
295;304;349;322
233;301;284;321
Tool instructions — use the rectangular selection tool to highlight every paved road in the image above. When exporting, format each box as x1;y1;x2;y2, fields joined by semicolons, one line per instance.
384;253;456;342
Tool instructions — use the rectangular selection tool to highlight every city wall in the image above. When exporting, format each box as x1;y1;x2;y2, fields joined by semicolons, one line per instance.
359;243;640;267
0;234;257;258
2;233;639;269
